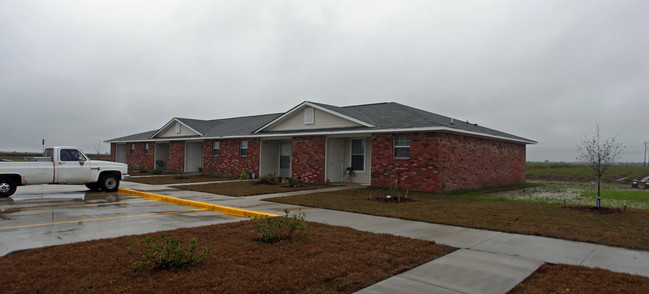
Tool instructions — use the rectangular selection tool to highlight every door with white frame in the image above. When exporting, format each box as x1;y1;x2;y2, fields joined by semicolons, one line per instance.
185;142;203;173
327;138;344;182
115;144;126;163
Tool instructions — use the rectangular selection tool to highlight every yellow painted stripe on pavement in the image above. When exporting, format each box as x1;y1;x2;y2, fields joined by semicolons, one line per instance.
0;209;205;230
118;188;279;218
0;199;157;212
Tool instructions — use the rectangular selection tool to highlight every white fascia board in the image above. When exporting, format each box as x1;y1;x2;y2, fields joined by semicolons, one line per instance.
253;101;375;133
149;118;204;139
110;127;536;145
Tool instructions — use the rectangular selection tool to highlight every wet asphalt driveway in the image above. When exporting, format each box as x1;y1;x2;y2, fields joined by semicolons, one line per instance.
0;184;246;256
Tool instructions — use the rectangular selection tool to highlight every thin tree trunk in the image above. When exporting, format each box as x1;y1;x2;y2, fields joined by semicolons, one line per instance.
597;177;601;197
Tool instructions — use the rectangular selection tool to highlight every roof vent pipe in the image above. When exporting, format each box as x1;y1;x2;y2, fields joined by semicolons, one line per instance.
450;118;454;125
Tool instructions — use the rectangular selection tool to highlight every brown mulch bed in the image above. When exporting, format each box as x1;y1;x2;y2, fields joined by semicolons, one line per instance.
509;264;649;293
128;175;236;185
567;206;624;215
369;197;416;204
268;187;649;250
175;181;332;196
0;221;454;293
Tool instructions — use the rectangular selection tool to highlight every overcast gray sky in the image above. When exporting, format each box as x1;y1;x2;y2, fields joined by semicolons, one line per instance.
2;0;648;162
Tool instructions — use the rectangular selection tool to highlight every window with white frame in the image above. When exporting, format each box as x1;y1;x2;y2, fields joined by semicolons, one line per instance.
175;122;181;134
240;140;248;156
213;141;220;156
351;139;365;171
304;107;315;124
394;136;410;159
130;144;135;155
145;143;149;155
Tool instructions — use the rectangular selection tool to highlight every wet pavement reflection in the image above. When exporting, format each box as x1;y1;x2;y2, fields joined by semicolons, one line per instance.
0;185;245;256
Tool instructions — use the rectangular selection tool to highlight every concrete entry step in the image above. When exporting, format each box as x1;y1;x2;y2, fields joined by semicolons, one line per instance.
356;249;544;294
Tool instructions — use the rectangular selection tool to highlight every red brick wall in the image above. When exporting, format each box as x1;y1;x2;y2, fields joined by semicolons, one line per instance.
371;132;526;192
203;139;260;177
110;144;116;162
125;142;155;170
291;136;326;183
168;141;185;173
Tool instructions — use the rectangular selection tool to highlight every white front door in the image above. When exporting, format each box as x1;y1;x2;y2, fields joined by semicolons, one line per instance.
279;142;291;178
327;139;344;182
185;142;203;173
116;144;126;163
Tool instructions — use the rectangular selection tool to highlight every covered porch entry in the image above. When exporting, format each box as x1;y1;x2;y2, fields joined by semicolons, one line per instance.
259;136;371;185
154;142;169;170
259;139;292;178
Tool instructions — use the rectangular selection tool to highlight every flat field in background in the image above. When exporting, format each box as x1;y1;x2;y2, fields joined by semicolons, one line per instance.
527;162;649;182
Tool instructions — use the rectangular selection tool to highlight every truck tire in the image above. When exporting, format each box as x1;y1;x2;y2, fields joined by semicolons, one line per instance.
99;174;120;192
0;178;17;197
85;182;101;192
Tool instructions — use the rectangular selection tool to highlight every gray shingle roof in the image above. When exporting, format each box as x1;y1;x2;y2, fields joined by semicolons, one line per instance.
308;101;377;126
190;113;282;137
106;130;158;142
106;102;535;144
343;102;534;142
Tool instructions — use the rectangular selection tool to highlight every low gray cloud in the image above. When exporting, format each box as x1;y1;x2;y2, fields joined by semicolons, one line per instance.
2;0;647;162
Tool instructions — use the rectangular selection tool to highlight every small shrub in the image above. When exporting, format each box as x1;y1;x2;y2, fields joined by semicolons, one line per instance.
127;234;212;270
281;177;301;187
257;177;274;185
266;173;277;184
138;166;148;173
252;209;307;243
151;167;163;174
240;165;252;179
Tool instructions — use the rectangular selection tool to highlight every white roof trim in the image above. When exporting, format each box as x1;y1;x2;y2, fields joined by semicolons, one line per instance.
108;126;535;145
149;118;204;139
253;101;375;133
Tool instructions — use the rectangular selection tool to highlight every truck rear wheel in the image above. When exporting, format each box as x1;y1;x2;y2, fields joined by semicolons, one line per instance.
0;178;17;197
100;174;120;192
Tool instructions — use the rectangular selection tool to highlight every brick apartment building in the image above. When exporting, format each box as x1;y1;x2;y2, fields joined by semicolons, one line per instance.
106;101;535;192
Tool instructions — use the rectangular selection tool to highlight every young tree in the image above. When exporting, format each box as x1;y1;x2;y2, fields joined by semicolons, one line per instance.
577;124;624;203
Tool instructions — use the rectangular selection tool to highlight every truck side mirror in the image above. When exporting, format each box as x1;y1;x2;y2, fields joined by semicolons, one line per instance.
79;156;86;165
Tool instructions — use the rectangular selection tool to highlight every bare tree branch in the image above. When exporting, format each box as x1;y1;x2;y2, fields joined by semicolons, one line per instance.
576;123;624;199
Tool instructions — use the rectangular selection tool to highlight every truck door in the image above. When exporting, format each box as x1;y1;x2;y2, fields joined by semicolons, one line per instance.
55;148;92;184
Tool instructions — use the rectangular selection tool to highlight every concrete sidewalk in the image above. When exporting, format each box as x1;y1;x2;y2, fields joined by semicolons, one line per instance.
122;181;649;293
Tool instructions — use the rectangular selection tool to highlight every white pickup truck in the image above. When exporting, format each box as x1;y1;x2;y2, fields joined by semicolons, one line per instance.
0;146;130;197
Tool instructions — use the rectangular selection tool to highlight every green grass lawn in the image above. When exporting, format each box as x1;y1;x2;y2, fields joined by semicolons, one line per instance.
467;181;649;210
527;162;649;182
266;186;649;250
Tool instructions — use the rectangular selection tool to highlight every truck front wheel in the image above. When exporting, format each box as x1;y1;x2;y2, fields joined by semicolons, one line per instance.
0;178;17;197
99;174;120;192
